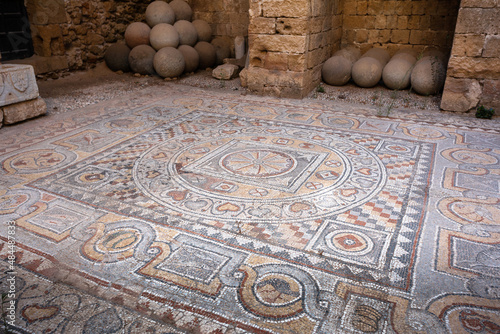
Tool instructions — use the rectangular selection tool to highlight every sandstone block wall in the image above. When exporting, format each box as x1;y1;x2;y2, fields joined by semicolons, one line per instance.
246;0;342;98
190;0;249;39
441;0;500;112
341;0;460;54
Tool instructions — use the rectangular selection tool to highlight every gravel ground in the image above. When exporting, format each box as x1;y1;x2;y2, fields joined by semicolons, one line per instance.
39;61;444;117
307;82;442;114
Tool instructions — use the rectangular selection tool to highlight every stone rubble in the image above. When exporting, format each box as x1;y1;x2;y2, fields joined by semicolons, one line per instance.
212;64;240;80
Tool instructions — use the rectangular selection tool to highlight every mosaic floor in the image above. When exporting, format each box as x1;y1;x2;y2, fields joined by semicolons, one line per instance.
1;85;499;333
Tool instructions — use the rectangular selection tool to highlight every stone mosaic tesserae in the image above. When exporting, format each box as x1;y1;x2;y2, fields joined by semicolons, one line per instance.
0;84;499;333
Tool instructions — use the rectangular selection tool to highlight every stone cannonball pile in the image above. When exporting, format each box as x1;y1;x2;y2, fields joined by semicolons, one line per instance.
178;45;199;73
174;20;198;47
194;41;217;70
211;37;232;66
321;46;360;86
150;23;179;50
351;48;390;88
129;45;156;75
192;20;212;42
124;22;151;49
105;0;218;78
169;0;193;21
104;43;131;72
322;56;353;86
154;47;185;78
145;1;175;27
411;56;446;95
382;50;417;90
322;46;447;95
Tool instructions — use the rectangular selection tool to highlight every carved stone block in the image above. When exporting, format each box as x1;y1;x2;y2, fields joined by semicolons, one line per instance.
0;64;39;107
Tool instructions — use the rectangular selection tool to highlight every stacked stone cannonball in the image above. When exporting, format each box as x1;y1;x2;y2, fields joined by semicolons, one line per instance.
322;46;447;95
105;0;221;79
321;46;360;86
382;49;417;90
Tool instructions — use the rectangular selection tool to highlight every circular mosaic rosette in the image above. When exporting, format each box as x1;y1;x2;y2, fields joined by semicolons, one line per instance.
133;127;386;223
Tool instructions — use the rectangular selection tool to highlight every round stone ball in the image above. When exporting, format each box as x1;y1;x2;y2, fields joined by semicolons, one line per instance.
382;58;414;90
423;49;447;63
192;19;212;42
322;56;353;86
411;56;446;95
394;48;418;58
124;22;151;49
352;57;383;88
211;37;231;65
362;48;390;67
129;45;156;75
146;1;175;27
334;45;361;63
153;47;185;78
174;20;197;46
150;23;179;50
104;43;131;72
194;41;217;69
178;45;199;73
170;0;193;21
391;52;417;64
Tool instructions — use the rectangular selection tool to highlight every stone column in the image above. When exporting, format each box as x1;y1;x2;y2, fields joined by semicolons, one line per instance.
441;1;500;112
245;0;341;98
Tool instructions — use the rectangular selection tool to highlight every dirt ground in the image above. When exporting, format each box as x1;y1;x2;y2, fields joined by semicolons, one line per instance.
38;62;445;117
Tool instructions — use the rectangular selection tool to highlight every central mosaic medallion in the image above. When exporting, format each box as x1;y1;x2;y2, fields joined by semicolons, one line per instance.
220;149;294;178
180;139;330;193
133;128;386;223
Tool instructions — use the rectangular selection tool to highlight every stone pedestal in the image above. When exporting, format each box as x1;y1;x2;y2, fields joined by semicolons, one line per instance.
0;64;39;107
2;97;47;125
0;64;46;128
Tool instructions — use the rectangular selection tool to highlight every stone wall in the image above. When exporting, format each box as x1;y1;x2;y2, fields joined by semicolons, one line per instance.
25;0;148;71
190;0;249;39
61;0;148;69
441;0;500;112
246;0;342;98
341;0;460;54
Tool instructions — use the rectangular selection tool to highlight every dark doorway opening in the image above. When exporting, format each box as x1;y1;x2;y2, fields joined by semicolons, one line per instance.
0;0;34;60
